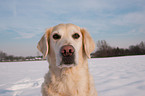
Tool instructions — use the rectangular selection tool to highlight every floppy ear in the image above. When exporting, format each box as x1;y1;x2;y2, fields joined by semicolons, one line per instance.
37;28;52;58
81;28;95;58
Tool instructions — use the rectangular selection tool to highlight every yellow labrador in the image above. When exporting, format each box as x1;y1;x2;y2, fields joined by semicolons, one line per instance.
37;24;97;96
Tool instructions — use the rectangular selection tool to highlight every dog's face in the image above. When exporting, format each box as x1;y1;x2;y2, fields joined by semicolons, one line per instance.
49;24;82;68
37;24;95;68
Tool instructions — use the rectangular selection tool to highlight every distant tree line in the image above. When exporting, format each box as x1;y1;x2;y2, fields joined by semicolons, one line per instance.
91;40;145;58
1;41;145;62
0;51;44;62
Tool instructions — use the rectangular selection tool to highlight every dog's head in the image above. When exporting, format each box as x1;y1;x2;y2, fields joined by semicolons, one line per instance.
37;24;95;68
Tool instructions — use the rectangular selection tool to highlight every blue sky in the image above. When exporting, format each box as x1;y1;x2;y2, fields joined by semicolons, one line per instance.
0;0;145;56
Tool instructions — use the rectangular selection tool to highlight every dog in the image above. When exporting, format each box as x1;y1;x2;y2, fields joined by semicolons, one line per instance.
37;24;97;96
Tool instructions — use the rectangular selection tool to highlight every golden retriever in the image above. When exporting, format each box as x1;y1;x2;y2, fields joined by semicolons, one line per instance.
37;24;97;96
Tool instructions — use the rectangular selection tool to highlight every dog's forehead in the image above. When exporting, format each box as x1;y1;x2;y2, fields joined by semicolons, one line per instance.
52;24;80;34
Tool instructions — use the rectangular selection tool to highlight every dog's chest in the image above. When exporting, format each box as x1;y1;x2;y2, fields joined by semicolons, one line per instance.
48;74;88;96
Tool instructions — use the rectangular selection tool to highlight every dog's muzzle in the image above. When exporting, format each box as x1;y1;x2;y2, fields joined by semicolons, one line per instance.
60;45;75;65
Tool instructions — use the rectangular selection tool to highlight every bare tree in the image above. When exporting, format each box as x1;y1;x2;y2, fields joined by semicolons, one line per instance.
93;40;112;57
0;51;7;61
97;40;112;51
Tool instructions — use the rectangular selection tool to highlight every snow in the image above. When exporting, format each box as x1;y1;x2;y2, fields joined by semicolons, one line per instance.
0;55;145;96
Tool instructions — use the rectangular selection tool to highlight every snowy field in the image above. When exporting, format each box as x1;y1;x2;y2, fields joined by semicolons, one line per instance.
0;55;145;96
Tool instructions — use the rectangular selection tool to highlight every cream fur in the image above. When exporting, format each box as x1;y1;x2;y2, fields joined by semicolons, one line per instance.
37;24;97;96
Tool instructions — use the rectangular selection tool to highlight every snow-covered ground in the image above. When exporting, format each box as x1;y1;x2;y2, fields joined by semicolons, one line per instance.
0;55;145;96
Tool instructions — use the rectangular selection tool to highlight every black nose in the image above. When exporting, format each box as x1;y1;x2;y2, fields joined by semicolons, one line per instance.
61;45;75;57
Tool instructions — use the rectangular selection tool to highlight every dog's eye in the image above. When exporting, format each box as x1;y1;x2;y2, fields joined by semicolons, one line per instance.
53;34;61;40
72;33;80;39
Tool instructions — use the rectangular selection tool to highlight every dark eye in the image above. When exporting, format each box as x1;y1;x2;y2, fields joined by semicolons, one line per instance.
72;33;80;39
53;34;61;40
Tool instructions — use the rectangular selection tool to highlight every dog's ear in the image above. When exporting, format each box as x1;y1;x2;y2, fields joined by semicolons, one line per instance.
81;28;95;58
37;28;52;58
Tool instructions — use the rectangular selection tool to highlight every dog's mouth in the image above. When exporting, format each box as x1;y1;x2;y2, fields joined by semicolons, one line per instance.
61;55;75;64
59;45;76;68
